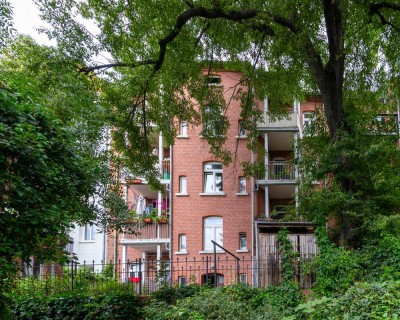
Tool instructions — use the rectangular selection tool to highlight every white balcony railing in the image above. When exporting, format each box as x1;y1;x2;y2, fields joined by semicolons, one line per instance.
257;110;298;129
256;161;295;181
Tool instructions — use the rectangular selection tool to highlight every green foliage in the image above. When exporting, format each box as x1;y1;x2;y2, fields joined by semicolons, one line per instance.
143;284;301;320
10;291;142;320
278;228;296;283
294;281;400;320
150;284;202;304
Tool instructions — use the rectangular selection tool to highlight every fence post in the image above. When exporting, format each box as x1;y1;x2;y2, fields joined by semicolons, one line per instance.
213;242;217;287
138;258;142;295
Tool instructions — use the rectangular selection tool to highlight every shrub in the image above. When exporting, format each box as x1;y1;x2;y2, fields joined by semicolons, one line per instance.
144;285;293;320
150;284;202;304
294;281;400;319
10;291;142;320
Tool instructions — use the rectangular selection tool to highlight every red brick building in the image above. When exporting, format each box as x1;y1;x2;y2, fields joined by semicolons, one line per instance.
110;70;326;288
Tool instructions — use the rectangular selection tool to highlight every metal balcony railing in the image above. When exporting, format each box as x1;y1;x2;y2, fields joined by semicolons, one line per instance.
122;223;169;241
256;161;295;181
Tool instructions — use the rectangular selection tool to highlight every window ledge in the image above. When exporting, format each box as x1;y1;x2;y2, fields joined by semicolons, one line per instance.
236;192;248;196
175;251;188;255
177;135;189;139
236;249;249;253
199;192;226;196
199;250;225;254
175;192;189;196
80;240;95;243
235;135;247;139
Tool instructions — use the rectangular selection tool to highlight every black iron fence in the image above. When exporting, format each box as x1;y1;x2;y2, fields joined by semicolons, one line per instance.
13;254;316;296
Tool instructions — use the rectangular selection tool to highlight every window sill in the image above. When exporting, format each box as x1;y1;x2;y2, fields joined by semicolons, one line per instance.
235;135;247;139
199;192;226;196
177;135;189;139
236;249;249;253
175;251;188;255
236;192;248;196
80;240;95;243
175;192;189;196
199;250;225;254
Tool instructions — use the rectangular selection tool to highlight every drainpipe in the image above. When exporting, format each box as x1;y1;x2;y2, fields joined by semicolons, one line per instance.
169;144;173;261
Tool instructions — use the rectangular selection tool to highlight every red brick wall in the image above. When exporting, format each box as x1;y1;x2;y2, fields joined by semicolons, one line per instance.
172;71;253;262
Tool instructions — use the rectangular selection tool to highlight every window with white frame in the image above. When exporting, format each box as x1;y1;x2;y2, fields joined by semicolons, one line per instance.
179;176;187;193
179;234;187;252
84;224;95;241
238;120;246;136
239;273;247;284
239;233;247;250
179;121;188;136
238;176;246;193
303;112;315;130
204;162;223;193
202;105;224;137
206;75;222;86
204;216;223;251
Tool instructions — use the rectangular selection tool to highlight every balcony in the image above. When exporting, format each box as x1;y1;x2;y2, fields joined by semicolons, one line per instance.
256;161;296;183
257;110;298;130
121;222;170;243
161;159;170;181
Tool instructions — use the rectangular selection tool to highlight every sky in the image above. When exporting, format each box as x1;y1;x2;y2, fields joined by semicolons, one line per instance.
9;0;55;45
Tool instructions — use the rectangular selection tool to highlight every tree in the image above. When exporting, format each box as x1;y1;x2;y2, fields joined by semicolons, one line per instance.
0;74;101;306
34;0;400;245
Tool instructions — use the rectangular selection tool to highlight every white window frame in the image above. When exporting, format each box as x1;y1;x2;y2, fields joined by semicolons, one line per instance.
179;234;187;252
83;223;95;241
238;176;246;193
203;216;223;251
239;273;248;284
303;112;315;130
179;176;187;194
238;120;246;137
239;233;247;250
179;121;188;136
203;162;223;193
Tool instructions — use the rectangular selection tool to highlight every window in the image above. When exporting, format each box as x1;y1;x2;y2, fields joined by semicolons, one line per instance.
179;176;187;193
65;237;74;254
206;75;222;86
303;112;315;131
238;120;246;136
179;234;187;252
239;273;247;284
204;216;223;251
179;121;188;136
84;224;95;241
204;162;223;192
239;233;247;250
202;105;224;137
178;276;187;287
238;176;246;193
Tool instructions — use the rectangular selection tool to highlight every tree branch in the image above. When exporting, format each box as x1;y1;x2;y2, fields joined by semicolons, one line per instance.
370;2;400;33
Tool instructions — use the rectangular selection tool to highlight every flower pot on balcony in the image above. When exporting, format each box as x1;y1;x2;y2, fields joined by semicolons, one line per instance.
158;217;168;224
143;217;153;223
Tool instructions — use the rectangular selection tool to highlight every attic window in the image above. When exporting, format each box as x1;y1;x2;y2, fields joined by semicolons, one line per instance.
206;76;222;86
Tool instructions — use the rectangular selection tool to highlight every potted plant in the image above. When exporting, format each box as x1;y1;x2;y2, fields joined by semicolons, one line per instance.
129;210;139;223
158;215;168;224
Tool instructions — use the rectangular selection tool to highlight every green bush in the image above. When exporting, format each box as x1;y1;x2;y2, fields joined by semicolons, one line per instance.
150;284;202;304
143;284;297;320
294;281;400;319
10;291;142;320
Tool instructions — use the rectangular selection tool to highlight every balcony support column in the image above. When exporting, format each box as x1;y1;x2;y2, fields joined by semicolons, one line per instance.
121;244;127;282
264;132;269;180
265;186;270;218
